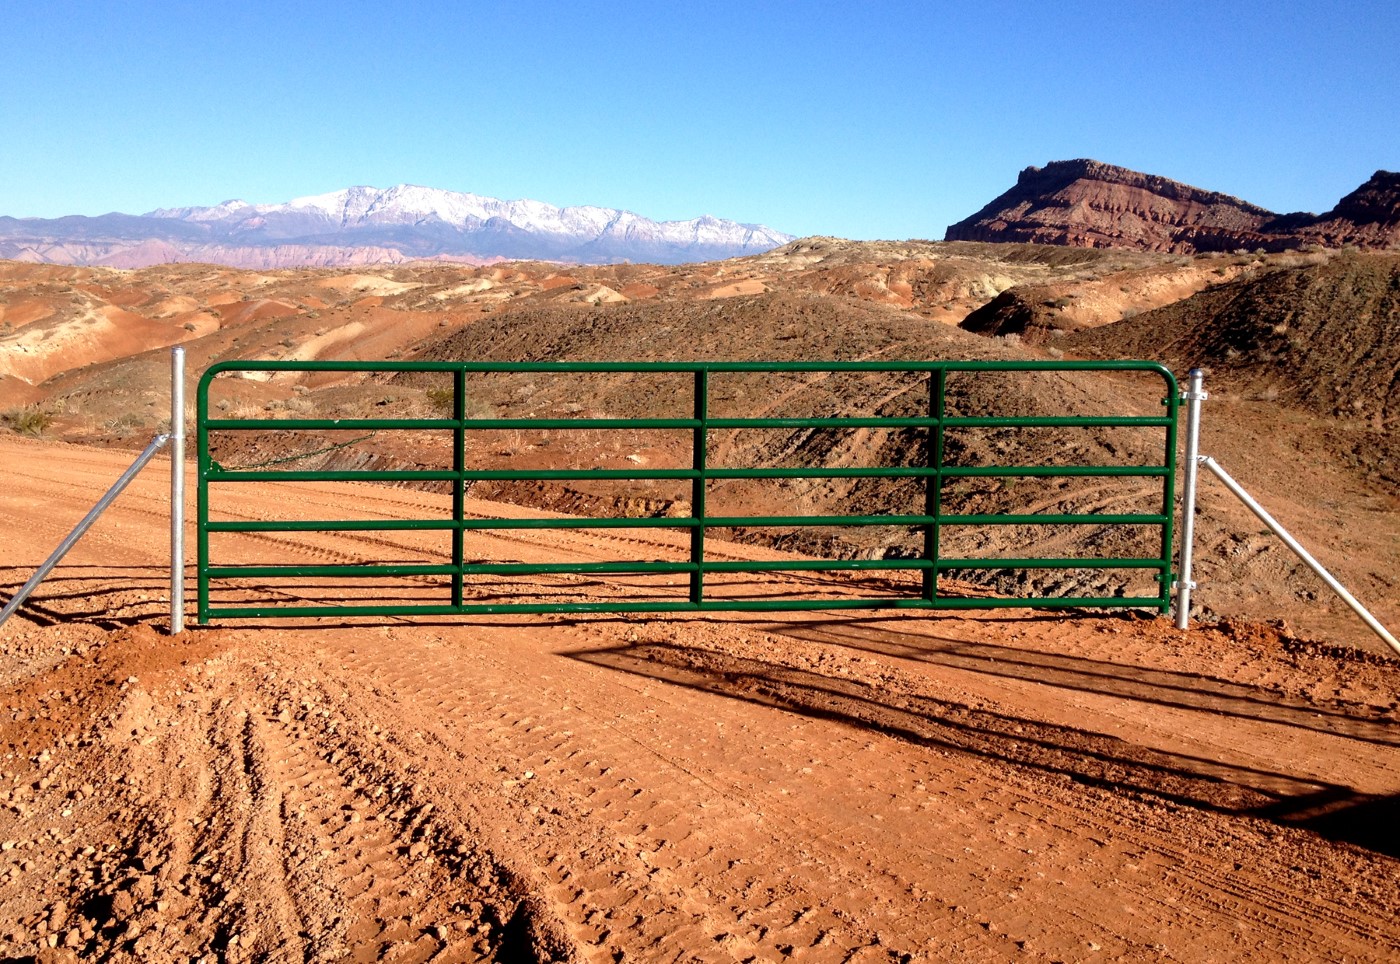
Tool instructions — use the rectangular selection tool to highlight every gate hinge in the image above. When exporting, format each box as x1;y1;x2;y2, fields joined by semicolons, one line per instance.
1172;580;1197;591
1180;389;1209;402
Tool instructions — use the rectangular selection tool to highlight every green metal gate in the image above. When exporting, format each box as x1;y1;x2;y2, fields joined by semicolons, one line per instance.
196;360;1179;622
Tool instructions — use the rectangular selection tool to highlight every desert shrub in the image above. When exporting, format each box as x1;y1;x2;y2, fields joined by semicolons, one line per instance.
1;406;52;437
104;412;146;437
426;387;454;412
424;388;492;417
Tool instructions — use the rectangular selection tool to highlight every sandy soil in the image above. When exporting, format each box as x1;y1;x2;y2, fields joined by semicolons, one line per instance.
0;435;1397;962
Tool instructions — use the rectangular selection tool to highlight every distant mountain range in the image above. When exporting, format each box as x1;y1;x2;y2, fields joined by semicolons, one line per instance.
0;185;794;268
945;159;1400;253
8;165;1396;271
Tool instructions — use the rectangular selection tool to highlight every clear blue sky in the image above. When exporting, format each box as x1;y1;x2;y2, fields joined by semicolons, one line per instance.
3;0;1396;239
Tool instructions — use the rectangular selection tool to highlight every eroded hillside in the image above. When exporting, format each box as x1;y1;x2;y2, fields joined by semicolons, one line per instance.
1;240;1396;649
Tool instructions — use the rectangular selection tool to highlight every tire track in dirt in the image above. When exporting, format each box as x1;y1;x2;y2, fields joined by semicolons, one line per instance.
481;612;1395;960
3;437;1397;961
191;503;1394;957
204;489;922;614
726;616;1400;955
312;624;988;962
1;636;576;961
321;617;1311;960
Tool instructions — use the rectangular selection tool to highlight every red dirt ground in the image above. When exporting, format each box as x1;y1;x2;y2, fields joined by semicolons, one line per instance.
0;435;1396;962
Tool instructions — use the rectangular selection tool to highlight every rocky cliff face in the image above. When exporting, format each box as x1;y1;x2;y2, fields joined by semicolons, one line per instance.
1294;171;1400;249
945;160;1400;253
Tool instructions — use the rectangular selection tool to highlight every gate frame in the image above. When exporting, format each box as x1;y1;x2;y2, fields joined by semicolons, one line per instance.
196;359;1180;622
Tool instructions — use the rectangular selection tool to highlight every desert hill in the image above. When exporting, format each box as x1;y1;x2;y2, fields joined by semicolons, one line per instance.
0;238;1188;412
3;228;1400;959
1068;250;1400;425
1296;170;1400;248
1067;250;1400;488
0;239;1397;647
946;159;1400;253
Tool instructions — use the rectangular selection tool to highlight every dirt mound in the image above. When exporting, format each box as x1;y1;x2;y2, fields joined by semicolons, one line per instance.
396;293;1179;598
959;286;1065;342
419;290;1004;371
959;259;1260;342
1066;251;1400;431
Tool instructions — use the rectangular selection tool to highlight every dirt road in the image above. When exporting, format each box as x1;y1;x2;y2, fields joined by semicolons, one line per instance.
0;435;1396;962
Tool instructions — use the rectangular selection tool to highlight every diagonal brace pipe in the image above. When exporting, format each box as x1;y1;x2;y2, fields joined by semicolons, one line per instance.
1199;455;1400;657
0;434;169;629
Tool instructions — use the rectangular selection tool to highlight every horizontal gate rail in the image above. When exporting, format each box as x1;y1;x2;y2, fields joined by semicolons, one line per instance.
209;465;1171;484
197;359;1178;622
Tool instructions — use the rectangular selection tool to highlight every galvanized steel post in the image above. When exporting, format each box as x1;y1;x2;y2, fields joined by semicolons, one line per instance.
1175;369;1206;630
171;347;186;634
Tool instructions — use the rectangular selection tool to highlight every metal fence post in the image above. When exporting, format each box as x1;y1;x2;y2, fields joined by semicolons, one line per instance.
1175;369;1206;629
170;347;186;634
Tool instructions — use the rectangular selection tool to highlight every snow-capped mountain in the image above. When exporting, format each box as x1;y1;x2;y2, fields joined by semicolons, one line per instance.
140;184;793;264
0;185;793;269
